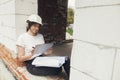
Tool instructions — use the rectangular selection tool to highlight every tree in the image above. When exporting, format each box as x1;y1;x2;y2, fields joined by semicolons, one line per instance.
67;8;74;25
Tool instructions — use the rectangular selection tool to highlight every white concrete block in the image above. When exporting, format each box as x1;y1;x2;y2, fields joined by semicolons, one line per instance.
112;49;120;80
15;15;29;37
0;34;4;43
16;15;28;25
0;14;15;28
76;0;120;8
73;6;120;47
15;0;37;15
1;36;17;53
0;0;15;14
70;68;95;80
71;40;115;80
0;27;16;40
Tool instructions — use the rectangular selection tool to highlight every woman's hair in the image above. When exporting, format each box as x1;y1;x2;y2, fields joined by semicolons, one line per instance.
26;21;41;31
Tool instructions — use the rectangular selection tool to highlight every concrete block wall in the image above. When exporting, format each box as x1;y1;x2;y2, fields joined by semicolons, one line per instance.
70;0;120;80
0;0;37;55
0;0;16;54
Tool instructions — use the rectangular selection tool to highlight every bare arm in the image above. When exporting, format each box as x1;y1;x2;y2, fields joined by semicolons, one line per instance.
17;45;33;62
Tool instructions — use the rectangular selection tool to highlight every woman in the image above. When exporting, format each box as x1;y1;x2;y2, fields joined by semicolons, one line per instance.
17;14;70;78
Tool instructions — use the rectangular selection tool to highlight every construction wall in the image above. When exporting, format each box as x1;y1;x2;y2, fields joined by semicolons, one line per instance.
0;0;37;55
70;0;120;80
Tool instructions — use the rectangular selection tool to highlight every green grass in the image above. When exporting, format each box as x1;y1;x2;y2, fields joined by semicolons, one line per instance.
66;27;73;35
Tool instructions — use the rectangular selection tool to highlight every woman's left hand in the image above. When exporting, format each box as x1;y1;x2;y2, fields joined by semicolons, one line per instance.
44;48;53;56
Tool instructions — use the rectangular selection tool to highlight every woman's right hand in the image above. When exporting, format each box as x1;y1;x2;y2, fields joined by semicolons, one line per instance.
29;48;35;58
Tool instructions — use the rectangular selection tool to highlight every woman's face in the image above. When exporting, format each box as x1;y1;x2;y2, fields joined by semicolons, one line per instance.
29;23;40;34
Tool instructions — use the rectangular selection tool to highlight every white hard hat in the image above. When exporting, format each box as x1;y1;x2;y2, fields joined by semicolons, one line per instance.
26;14;42;24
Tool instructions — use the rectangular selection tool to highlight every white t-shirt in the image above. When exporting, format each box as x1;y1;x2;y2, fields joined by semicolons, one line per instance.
17;32;45;60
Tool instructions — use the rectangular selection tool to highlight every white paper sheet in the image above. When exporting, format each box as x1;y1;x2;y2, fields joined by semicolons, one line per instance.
32;56;66;67
32;43;53;58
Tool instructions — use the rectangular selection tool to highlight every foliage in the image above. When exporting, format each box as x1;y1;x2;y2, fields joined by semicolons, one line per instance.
66;8;74;35
66;27;73;35
67;8;74;25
